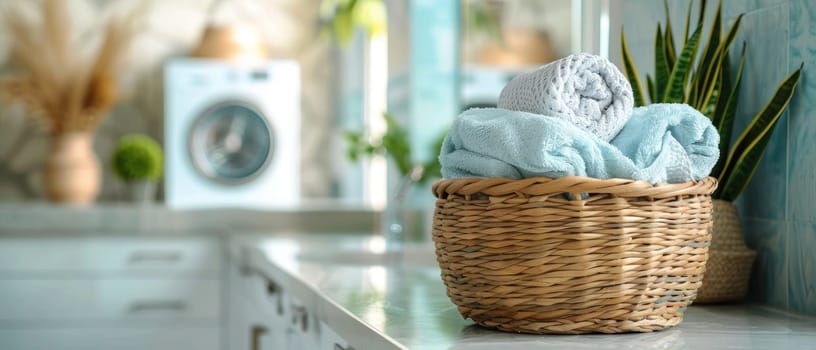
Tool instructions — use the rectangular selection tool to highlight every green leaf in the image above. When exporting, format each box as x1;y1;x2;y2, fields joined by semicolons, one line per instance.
418;130;448;184
710;46;743;179
701;76;720;118
663;24;703;102
695;1;722;100
686;68;698;104
344;130;361;143
696;13;743;109
346;149;359;161
381;112;413;176
716;126;774;201
332;9;354;44
646;74;657;103
664;0;677;70
621;29;647;107
715;64;803;200
654;24;670;100
713;48;733;122
682;1;693;47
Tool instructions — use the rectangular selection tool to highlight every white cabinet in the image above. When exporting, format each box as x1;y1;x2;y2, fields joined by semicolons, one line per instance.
0;327;220;350
320;320;356;350
227;265;288;350
0;237;221;274
0;279;220;323
228;244;354;350
226;243;294;350
0;236;224;350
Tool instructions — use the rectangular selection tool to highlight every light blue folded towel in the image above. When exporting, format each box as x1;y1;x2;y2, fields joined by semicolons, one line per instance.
611;103;720;183
439;104;719;184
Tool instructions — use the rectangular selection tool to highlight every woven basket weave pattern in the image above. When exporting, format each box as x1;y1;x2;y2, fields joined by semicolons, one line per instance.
695;200;757;303
432;176;717;334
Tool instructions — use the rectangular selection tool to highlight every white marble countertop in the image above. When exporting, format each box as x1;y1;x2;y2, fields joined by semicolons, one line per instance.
246;233;816;350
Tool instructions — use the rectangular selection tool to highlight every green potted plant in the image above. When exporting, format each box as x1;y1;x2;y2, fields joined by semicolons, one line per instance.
111;134;164;203
621;0;803;302
345;113;446;242
320;0;386;45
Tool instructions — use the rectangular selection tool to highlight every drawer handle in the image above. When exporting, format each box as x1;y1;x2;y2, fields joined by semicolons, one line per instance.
265;280;286;316
291;305;308;332
334;343;356;350
128;300;187;312
128;251;183;264
251;325;268;350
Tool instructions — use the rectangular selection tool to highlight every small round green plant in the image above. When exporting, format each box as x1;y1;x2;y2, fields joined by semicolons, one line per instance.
111;134;163;182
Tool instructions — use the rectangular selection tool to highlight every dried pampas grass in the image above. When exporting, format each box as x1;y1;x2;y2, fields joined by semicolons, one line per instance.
0;0;137;136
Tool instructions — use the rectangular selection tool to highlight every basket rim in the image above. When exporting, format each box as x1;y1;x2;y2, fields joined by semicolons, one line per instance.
432;176;717;199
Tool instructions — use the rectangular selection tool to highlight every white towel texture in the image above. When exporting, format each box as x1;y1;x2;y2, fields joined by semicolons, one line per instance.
498;53;634;141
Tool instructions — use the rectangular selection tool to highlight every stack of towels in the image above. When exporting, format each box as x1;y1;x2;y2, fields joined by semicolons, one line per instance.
440;53;720;184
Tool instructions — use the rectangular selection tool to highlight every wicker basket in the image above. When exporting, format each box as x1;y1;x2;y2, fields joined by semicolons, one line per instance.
694;200;757;303
431;176;717;334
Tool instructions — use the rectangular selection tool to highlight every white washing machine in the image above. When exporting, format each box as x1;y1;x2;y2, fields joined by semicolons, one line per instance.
164;58;300;209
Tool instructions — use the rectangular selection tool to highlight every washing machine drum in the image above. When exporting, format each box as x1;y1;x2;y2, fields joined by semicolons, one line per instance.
188;100;276;185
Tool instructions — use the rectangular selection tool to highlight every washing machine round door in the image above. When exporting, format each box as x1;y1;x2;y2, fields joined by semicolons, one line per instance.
188;101;274;185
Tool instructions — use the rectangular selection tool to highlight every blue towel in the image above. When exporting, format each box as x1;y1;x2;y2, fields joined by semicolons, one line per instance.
611;103;720;183
439;104;719;184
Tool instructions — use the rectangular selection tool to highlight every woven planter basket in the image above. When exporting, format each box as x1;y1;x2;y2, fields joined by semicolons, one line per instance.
694;200;757;303
431;176;717;334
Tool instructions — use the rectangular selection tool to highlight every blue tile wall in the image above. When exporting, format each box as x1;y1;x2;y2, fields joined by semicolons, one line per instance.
786;0;816;222
731;3;789;221
621;0;815;315
743;219;789;309
788;222;816;314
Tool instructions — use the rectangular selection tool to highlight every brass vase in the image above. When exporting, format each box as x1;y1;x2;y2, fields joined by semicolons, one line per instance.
695;199;757;303
44;132;101;205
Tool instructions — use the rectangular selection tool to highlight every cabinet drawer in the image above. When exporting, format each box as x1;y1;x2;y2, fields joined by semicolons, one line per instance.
0;279;220;323
0;327;220;350
0;237;221;273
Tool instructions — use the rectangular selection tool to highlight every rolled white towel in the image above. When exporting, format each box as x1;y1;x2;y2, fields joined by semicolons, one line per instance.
497;53;634;141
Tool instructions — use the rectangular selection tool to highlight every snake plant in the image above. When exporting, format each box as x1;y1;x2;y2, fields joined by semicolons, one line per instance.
621;0;803;202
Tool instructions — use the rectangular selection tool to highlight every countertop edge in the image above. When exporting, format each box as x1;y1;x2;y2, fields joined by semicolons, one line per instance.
243;246;406;350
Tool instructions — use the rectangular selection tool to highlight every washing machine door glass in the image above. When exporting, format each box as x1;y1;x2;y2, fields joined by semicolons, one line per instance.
188;101;274;184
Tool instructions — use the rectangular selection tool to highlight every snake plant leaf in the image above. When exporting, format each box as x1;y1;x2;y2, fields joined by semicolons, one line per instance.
709;47;743;178
663;24;702;102
664;0;677;70
695;1;722;98
701;76;721;119
621;29;646;107
682;1;693;47
716;125;774;201
646;74;657;103
713;47;733;121
714;45;743;143
697;13;743;109
696;7;741;109
716;64;803;200
695;59;722;113
655;24;670;100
